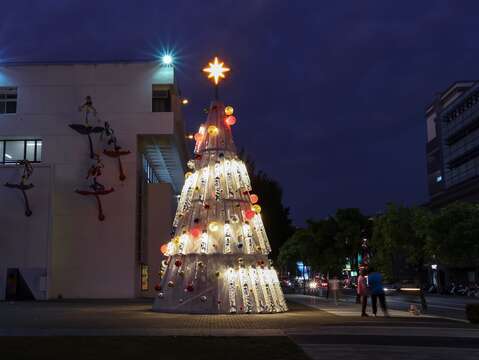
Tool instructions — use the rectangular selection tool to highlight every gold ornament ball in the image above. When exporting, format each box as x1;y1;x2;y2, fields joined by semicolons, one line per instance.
207;125;219;136
225;106;234;116
252;204;262;214
185;171;193;179
208;221;220;232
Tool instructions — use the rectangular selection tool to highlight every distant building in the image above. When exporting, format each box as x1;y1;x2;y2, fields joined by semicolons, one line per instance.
0;61;188;300
425;81;479;207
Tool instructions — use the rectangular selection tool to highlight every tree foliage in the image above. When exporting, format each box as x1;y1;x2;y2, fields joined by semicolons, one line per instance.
278;201;479;284
427;202;479;268
370;203;431;282
241;153;295;261
278;208;368;276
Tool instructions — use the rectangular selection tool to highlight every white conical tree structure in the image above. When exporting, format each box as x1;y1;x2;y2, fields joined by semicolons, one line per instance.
153;59;287;314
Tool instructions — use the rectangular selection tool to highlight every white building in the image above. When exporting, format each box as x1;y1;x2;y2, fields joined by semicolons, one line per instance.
0;60;188;300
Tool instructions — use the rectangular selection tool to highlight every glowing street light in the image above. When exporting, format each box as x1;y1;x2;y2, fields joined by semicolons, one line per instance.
182;98;189;105
162;54;174;66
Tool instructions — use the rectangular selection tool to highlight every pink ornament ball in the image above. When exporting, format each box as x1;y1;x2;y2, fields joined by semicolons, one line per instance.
225;115;237;126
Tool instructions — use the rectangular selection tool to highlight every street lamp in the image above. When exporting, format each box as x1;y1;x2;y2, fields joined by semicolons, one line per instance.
161;54;174;66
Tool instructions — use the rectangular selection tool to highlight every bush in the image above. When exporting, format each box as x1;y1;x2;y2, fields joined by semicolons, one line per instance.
466;304;479;323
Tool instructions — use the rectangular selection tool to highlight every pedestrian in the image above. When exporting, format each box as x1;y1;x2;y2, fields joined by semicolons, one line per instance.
330;275;340;305
367;266;389;317
357;269;369;317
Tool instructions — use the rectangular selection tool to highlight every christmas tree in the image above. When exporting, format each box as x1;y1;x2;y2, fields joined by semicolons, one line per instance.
153;57;287;314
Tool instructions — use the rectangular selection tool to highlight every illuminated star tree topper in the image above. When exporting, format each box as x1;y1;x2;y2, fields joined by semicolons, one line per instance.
203;56;230;98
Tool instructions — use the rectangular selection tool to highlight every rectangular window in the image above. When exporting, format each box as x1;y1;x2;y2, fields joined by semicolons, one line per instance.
152;85;171;112
5;141;25;162
1;139;42;164
0;87;17;114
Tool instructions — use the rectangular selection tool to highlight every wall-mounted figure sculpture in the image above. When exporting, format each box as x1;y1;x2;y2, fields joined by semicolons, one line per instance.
75;154;114;221
102;121;131;181
69;96;104;159
72;96;114;221
4;160;34;217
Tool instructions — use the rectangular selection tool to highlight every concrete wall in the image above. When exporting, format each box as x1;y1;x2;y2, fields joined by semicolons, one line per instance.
0;164;52;300
141;182;176;298
0;62;182;299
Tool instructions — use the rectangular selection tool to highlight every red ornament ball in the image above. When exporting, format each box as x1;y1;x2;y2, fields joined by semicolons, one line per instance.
154;284;162;291
250;194;259;204
245;210;256;220
186;283;194;292
225;115;237;126
174;259;182;267
190;227;201;238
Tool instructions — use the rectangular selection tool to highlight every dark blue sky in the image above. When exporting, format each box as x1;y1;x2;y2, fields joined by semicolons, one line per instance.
1;1;478;224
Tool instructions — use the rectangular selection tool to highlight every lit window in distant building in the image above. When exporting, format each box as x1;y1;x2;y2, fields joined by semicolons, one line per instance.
436;175;443;182
0;87;17;114
152;85;171;112
1;139;42;164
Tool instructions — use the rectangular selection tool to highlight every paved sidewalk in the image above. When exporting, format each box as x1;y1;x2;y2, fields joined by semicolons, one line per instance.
287;294;467;322
1;296;478;360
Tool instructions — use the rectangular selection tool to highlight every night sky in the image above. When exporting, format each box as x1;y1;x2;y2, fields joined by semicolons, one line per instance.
1;1;478;225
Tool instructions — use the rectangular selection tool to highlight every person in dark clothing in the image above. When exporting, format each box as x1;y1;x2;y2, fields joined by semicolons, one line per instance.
367;267;390;317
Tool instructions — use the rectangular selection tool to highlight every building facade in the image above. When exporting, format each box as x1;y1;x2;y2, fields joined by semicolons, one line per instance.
0;61;187;300
425;81;479;207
